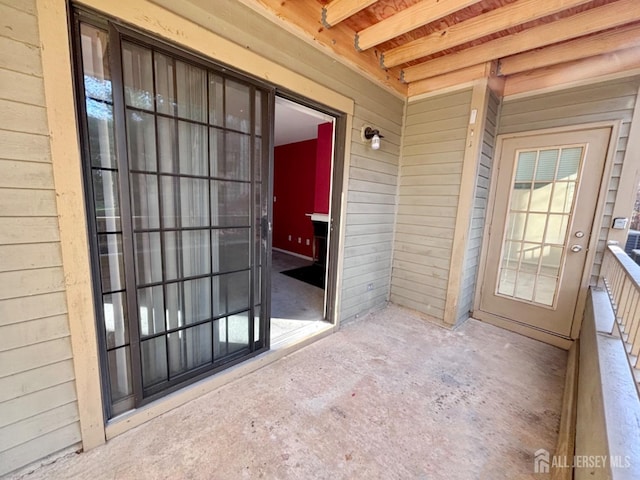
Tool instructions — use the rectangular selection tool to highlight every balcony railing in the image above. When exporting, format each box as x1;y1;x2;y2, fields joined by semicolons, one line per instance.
600;244;640;385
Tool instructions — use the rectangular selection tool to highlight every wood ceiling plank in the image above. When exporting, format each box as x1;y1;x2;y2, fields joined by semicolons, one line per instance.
322;0;378;28
503;46;640;96
408;62;494;97
241;0;407;95
355;0;483;51
381;0;593;68
499;23;640;75
402;0;640;83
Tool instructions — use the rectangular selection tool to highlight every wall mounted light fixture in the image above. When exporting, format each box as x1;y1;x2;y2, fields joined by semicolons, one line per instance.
363;126;384;150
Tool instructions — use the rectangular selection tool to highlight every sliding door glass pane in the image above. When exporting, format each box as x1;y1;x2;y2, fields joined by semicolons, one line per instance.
78;20;268;414
127;111;157;172
98;234;125;292
134;232;162;285
178;121;207;176
211;180;250;226
141;336;167;388
176;61;207;122
225;80;251;133
87;100;116;169
122;42;153;110
103;292;128;349
168;323;212;376
130;173;160;230
154;53;175;115
92;169;121;232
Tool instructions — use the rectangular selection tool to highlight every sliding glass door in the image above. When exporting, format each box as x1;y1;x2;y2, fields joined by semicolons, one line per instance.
74;12;271;417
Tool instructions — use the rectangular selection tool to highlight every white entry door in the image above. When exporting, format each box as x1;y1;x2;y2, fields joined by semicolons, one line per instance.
477;127;611;337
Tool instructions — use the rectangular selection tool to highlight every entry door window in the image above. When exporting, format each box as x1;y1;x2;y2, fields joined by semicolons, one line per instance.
497;146;584;307
76;18;269;417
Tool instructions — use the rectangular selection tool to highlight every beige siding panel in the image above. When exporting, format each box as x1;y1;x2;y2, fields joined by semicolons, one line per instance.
0;267;65;301
0;0;36;15
499;76;640;285
347;191;396;205
398;194;459;207
0;423;81;476
0;36;42;76
0;360;75;403
0;381;77;428
0;3;40;46
0;336;73;378
344;232;394;247
0;315;70;352
349;166;397;186
0;188;57;216
348;178;397;195
0;242;62;272
0;401;79;453
394;231;453;250
0;130;51;163
390;290;445;319
0;5;80;472
393;258;449;282
392;265;448;291
0;217;60;244
341;268;391;290
402;162;463;176
0;292;67;327
0;69;46;106
349;151;399;172
0;99;48;135
392;88;472;319
0;159;54;189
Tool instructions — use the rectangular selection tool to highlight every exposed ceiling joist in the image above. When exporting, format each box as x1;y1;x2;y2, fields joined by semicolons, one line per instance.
402;0;640;83
238;0;407;95
381;0;593;68
408;62;496;97
322;0;378;28
503;45;640;96
499;22;640;76
354;0;483;51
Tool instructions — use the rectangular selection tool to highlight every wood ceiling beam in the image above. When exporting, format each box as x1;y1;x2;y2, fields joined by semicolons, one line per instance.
239;0;406;96
322;0;378;28
498;23;640;76
408;62;495;97
355;0;483;51
381;0;592;68
503;46;640;97
402;0;640;83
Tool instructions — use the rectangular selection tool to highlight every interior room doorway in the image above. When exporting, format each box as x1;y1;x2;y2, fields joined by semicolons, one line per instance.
270;96;336;344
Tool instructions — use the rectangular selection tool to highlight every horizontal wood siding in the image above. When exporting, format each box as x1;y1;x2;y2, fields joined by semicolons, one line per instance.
499;76;640;284
0;2;81;475
155;0;405;321
456;89;500;324
392;89;473;319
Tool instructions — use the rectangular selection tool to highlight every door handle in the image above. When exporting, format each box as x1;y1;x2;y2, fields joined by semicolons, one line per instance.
570;245;583;253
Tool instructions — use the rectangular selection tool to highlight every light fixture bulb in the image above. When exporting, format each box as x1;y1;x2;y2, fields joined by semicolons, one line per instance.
371;134;381;150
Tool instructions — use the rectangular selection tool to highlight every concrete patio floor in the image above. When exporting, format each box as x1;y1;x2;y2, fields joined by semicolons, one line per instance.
12;304;566;480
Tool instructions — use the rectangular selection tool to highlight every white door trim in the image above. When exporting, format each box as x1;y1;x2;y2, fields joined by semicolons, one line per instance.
473;121;622;347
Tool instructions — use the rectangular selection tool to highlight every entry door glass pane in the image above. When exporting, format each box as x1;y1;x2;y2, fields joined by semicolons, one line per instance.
496;147;584;307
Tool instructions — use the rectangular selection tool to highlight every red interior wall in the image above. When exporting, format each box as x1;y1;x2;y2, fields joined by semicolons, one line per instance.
273;139;317;257
314;122;333;214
